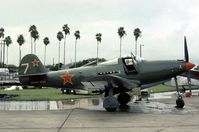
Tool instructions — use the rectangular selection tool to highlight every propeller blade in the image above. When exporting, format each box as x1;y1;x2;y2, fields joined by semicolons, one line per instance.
184;36;189;62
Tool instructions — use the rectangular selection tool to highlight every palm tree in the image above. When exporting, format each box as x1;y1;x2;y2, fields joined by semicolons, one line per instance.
31;30;39;54
74;30;80;68
43;37;50;65
62;24;70;65
17;34;25;65
4;36;12;65
57;31;64;69
0;28;4;38
0;28;5;67
29;25;36;54
95;33;102;65
117;27;126;57
133;28;141;56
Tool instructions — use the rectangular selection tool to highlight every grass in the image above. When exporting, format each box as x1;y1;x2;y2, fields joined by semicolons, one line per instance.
148;84;176;93
0;84;184;101
131;84;176;95
0;87;95;101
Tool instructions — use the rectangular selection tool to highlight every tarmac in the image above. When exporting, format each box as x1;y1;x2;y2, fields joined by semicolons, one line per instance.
1;92;199;132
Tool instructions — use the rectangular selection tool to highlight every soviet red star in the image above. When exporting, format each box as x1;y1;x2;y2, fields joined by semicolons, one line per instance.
32;59;40;67
61;73;73;85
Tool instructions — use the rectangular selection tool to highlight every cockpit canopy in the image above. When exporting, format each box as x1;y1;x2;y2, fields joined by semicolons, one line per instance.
99;58;118;65
122;57;137;74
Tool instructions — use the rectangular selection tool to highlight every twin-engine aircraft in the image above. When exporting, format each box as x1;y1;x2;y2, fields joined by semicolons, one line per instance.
18;37;195;112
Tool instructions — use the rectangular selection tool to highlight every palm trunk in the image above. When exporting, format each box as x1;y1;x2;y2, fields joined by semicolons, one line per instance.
0;41;2;67
58;41;60;70
19;46;21;65
135;40;137;56
2;42;5;68
63;35;66;65
97;41;99;65
74;39;77;68
34;41;36;54
120;37;122;57
44;45;46;65
31;37;33;54
6;46;8;65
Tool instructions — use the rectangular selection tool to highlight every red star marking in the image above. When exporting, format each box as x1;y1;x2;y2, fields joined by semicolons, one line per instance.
32;59;40;67
61;73;73;85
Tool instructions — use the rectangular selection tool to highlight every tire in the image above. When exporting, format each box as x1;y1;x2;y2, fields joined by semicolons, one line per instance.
103;96;119;112
105;108;117;112
117;93;131;105
176;98;185;108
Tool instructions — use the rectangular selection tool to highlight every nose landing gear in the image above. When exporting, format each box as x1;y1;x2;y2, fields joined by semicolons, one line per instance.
176;95;185;108
174;77;185;108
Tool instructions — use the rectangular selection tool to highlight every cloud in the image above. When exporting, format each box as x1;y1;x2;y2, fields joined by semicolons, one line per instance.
1;0;199;65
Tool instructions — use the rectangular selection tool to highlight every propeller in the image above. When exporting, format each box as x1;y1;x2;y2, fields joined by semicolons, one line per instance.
184;36;189;62
184;36;192;94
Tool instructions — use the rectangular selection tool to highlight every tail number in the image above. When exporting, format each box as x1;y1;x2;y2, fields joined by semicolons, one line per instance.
21;63;29;74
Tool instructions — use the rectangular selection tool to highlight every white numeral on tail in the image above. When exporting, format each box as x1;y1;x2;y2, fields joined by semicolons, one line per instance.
21;63;29;74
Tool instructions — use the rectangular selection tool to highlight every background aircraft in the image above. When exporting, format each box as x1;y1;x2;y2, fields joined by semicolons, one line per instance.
169;69;199;92
18;37;195;112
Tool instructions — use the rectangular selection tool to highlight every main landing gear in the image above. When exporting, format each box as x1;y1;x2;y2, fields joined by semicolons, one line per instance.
117;92;131;106
103;81;131;112
103;81;119;112
103;96;119;112
174;77;185;108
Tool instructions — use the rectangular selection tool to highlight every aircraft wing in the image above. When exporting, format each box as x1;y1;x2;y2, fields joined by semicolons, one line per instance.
81;75;140;91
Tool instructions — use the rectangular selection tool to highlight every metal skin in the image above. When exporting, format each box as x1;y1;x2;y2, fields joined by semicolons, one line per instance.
18;39;195;112
19;56;190;90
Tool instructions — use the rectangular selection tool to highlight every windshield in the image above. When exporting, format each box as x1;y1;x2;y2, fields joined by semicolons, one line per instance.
124;58;134;66
123;57;137;73
100;58;118;65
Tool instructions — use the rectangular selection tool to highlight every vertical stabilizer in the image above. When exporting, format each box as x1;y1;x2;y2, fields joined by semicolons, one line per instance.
19;54;46;76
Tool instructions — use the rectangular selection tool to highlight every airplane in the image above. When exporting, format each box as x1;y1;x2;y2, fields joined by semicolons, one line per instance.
173;69;199;93
18;37;195;112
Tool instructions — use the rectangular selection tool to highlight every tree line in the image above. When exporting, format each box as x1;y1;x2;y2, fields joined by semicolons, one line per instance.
0;25;142;69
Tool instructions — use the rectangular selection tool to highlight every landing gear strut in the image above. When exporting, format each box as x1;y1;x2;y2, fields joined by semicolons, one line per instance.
174;77;185;108
103;81;119;112
117;93;131;105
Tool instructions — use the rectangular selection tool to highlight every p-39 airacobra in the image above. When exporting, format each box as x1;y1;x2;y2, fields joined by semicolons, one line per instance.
18;37;195;112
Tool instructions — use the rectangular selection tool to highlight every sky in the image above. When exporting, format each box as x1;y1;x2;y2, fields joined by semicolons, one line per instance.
0;0;199;65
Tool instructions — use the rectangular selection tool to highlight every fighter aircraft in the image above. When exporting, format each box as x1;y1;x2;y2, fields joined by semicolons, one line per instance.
175;69;199;93
18;37;195;112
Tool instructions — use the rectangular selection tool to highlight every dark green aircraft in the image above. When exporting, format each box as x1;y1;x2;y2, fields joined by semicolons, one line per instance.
18;37;195;112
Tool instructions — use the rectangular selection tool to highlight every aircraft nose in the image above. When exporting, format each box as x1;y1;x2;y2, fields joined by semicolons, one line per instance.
185;62;195;71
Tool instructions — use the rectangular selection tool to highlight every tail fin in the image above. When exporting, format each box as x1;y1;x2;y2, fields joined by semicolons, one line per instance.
19;54;47;76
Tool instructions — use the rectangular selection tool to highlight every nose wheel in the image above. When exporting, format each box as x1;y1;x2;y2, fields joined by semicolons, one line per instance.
174;77;185;108
176;96;185;108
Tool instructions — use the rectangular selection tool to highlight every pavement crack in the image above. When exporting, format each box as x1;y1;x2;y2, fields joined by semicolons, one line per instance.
57;109;74;132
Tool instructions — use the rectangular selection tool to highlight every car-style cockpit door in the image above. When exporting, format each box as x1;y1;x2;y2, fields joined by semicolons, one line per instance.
122;57;138;74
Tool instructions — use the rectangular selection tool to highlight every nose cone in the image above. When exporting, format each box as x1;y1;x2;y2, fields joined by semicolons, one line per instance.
186;62;195;70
